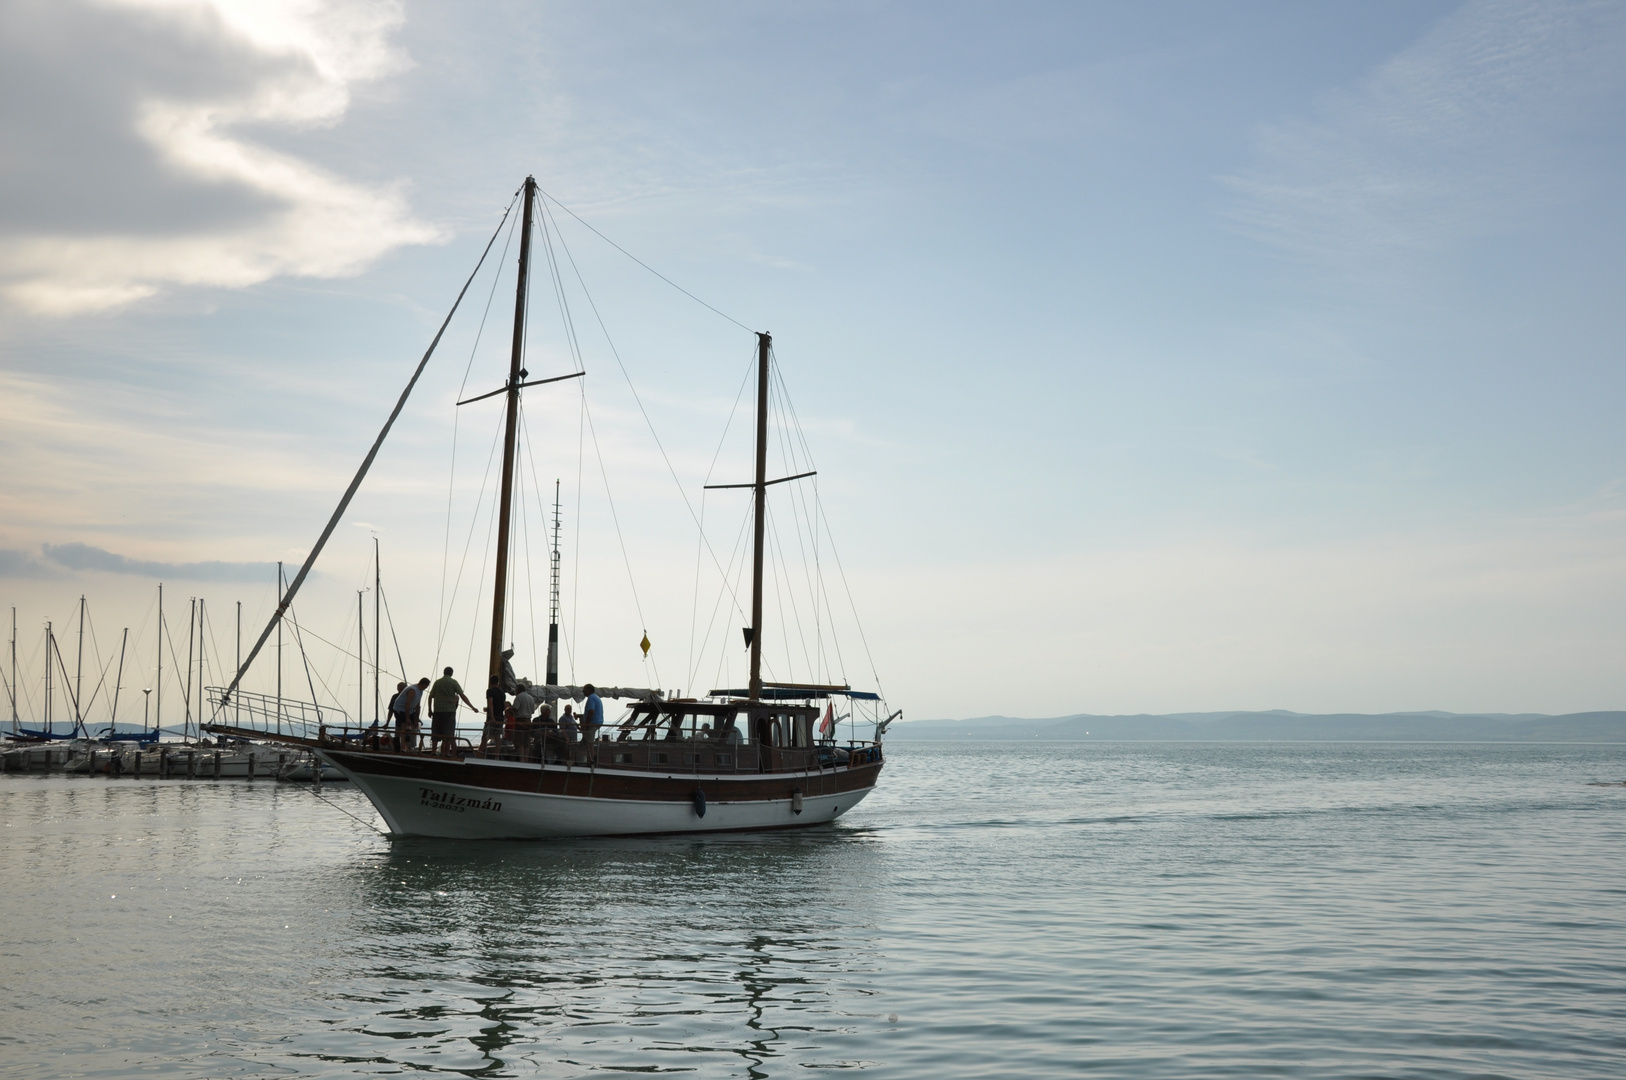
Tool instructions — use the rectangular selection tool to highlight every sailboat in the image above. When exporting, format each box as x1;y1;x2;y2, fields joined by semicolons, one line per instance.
210;177;893;839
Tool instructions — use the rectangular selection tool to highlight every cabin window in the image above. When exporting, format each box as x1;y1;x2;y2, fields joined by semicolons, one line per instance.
651;752;668;765
714;753;732;766
612;752;633;764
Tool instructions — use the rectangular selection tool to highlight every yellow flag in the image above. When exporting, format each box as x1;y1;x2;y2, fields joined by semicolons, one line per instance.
640;632;651;657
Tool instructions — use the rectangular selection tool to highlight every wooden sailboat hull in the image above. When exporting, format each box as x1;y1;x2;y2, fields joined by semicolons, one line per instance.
319;748;882;839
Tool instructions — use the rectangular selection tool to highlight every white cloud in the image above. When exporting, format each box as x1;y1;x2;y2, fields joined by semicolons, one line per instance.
0;0;443;315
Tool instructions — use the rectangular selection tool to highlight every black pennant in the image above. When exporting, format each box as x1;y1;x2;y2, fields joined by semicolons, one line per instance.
742;627;755;649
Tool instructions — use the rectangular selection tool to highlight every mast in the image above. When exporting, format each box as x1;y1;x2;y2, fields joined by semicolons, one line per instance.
156;584;162;734
489;175;536;686
276;563;283;735
373;538;381;726
235;601;241;728
198;598;206;737
357;590;365;726
44;621;52;735
184;598;195;742
9;607;16;735
111;627;128;727
748;331;771;701
75;595;84;733
547;478;560;686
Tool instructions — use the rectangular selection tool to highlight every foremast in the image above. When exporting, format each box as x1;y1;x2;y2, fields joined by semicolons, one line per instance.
489;176;538;687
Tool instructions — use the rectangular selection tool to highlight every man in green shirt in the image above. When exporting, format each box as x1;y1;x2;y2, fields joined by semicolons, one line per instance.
428;667;475;756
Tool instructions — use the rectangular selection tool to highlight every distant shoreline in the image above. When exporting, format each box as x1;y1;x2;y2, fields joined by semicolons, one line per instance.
886;710;1626;743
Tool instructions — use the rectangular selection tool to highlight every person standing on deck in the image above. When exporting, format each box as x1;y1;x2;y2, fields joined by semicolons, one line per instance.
394;679;428;751
386;681;409;749
581;684;603;745
512;681;538;723
482;674;506;751
429;667;474;757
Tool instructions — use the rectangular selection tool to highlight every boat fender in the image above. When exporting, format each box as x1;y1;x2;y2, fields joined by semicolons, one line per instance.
791;788;803;815
693;789;707;818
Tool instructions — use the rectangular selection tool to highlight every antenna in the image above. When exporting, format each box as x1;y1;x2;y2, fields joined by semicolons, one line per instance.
548;478;561;685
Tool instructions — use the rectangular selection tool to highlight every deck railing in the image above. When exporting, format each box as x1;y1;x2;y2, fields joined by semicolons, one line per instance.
204;687;349;740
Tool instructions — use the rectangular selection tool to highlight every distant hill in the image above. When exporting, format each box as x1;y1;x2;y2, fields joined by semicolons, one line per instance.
886;710;1626;742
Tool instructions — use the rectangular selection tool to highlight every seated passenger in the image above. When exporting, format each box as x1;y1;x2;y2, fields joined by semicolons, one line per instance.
721;718;745;745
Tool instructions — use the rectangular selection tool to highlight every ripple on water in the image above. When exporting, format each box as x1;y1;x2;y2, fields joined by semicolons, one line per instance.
2;742;1625;1077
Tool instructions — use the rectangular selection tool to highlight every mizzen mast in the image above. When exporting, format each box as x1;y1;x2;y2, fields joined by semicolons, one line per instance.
489;176;537;686
748;332;770;701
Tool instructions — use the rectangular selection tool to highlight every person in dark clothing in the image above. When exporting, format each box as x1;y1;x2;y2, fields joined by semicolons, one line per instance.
482;674;506;751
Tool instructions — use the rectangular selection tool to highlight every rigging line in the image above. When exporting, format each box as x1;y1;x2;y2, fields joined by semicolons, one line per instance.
519;405;553;680
275;620;368;688
438;205;521;670
535;185;755;333
286;603;343;723
463;453;503;684
765;505;806;683
436;413;506;660
687;491;705;691
770;353;835;680
769;370;820;633
78;638;121;722
223;189;521;712
817;501;883;699
83;603;106;717
690;495;753;692
581;392;661;686
306;786;387;835
689;351;756;683
765;499;814;678
377;581;408;683
126;590;158;684
536;199;587;371
703;350;759;485
544;200;753;627
813;553;852;686
710;514;764;694
770;383;826;679
513;406;532;665
568;385;585;684
15;623;48;720
704;500;756;694
50;637;82;733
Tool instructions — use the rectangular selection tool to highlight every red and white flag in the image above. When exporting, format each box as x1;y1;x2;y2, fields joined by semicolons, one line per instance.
819;702;835;736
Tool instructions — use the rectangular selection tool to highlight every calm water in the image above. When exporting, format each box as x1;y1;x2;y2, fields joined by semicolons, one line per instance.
2;742;1624;1078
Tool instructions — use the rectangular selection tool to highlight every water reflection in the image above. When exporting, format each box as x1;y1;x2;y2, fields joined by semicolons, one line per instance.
302;827;888;1074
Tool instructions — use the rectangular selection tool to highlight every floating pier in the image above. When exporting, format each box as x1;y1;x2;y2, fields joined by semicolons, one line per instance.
0;739;345;782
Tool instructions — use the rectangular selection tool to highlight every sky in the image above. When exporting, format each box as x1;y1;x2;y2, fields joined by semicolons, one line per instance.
2;0;1624;724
